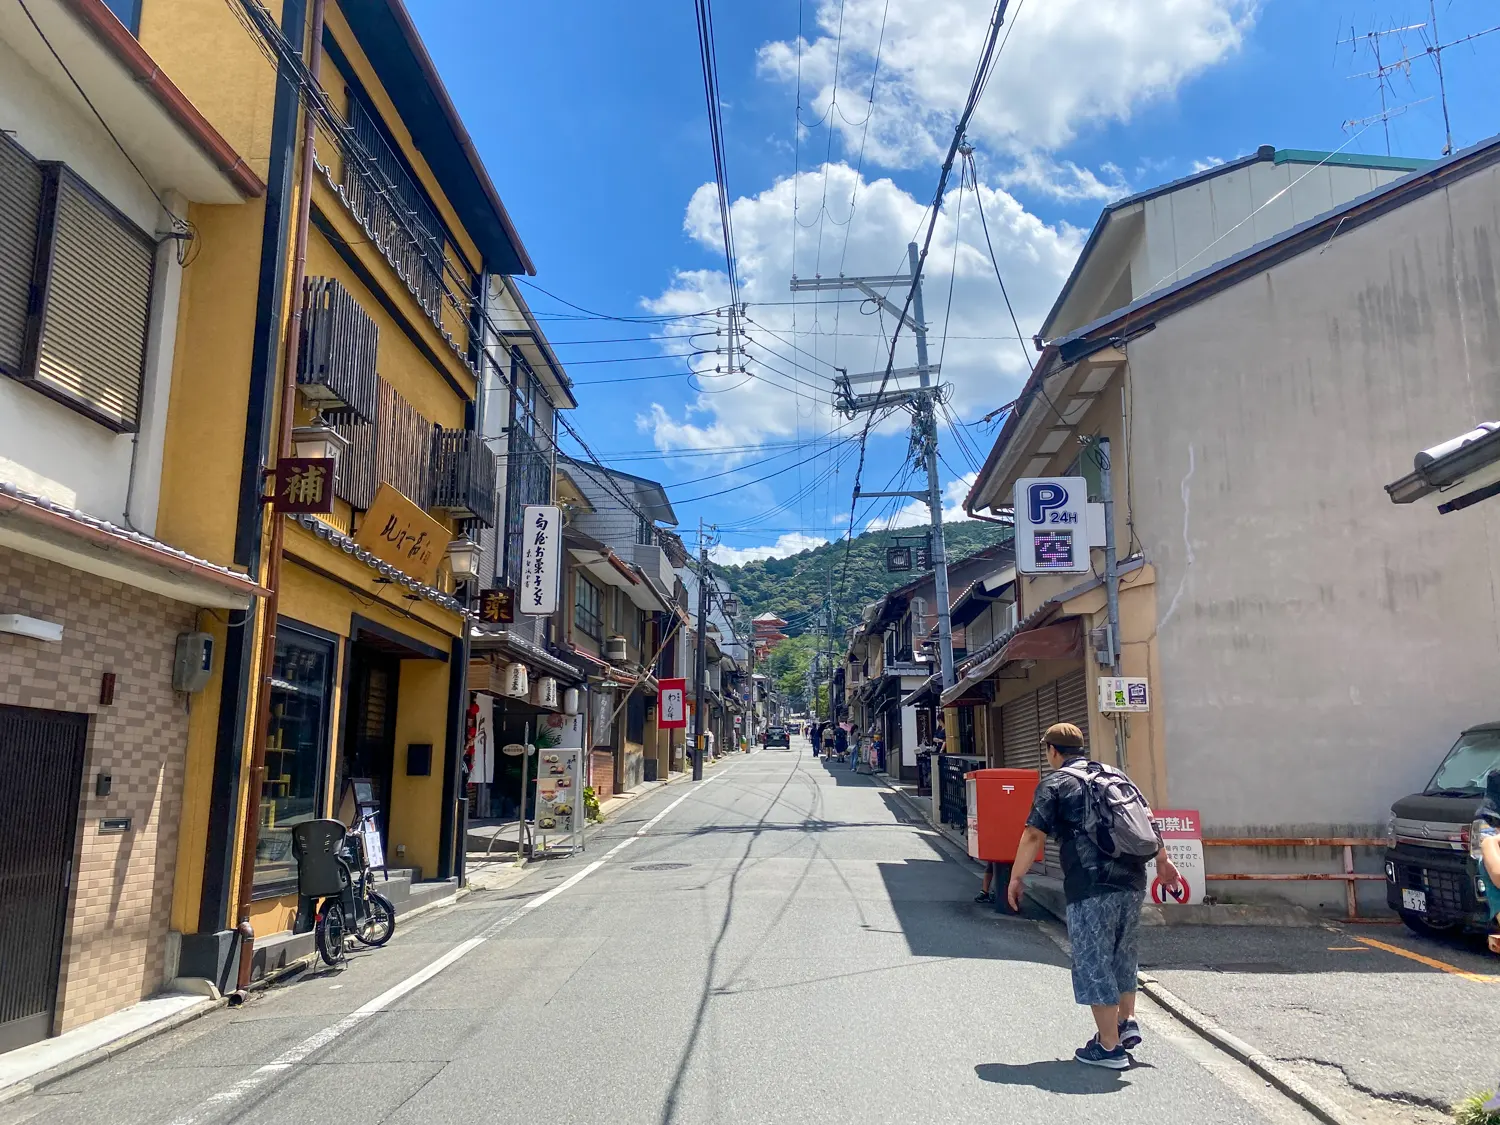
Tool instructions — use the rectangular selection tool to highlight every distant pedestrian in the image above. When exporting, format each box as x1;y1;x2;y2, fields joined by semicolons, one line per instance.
1007;723;1181;1070
1471;770;1500;954
811;723;824;757
932;718;947;754
834;725;848;762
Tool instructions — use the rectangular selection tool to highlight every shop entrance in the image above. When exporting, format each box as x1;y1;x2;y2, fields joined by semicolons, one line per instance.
341;643;400;848
0;705;88;1052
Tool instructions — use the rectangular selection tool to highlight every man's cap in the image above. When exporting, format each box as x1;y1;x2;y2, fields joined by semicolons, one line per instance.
1043;722;1084;749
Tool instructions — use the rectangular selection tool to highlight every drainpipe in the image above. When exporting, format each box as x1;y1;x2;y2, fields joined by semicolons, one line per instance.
1097;437;1127;771
232;0;327;995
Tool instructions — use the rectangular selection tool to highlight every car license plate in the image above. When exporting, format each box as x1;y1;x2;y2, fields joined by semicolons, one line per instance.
1402;888;1427;913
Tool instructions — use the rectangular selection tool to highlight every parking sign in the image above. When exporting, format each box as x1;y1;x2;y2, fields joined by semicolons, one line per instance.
1014;477;1090;574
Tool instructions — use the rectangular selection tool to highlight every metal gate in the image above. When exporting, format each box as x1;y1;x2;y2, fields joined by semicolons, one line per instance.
0;705;88;1052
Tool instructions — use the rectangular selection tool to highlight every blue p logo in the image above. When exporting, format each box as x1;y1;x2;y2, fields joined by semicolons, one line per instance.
1027;482;1068;524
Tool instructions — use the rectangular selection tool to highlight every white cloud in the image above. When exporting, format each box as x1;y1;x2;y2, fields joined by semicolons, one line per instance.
640;165;1082;451
1191;155;1227;173
758;0;1254;182
864;472;977;531
993;153;1130;203
712;532;829;566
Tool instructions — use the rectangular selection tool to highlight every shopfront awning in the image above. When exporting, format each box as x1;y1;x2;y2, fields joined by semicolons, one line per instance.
939;606;1082;708
471;626;584;684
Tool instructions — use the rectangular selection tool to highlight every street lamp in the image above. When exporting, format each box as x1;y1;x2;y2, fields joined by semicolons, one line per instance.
289;421;349;466
446;538;482;580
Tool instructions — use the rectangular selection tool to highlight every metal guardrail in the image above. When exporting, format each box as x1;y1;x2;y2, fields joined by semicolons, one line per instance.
937;754;983;831
1202;837;1388;922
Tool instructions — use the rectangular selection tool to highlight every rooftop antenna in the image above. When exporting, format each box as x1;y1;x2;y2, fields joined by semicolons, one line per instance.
1338;20;1425;155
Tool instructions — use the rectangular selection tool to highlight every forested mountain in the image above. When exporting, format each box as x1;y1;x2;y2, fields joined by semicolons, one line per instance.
716;522;1013;637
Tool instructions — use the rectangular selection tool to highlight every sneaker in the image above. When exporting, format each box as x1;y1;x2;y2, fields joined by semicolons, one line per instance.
1118;1018;1142;1050
1074;1036;1130;1070
974;890;994;904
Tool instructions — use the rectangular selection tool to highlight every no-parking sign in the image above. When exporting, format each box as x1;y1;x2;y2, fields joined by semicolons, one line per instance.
1144;808;1205;905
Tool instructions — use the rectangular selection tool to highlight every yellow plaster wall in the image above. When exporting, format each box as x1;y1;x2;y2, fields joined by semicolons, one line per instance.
137;0;283;178
303;224;469;427
387;660;451;879
170;610;230;932
155;199;271;566
322;2;483;270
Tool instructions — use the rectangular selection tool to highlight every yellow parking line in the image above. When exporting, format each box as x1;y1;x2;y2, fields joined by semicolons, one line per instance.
1352;935;1500;982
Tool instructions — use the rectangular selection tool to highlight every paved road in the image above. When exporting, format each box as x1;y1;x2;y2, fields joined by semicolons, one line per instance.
2;739;1317;1124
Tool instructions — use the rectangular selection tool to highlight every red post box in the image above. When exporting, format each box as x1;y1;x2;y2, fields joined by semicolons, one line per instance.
965;768;1041;862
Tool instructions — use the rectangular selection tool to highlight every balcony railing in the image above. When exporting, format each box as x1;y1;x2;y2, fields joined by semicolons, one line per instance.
297;277;377;422
333;376;433;513
431;428;497;527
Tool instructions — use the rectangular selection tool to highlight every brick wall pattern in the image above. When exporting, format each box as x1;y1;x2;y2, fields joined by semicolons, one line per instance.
0;548;193;1033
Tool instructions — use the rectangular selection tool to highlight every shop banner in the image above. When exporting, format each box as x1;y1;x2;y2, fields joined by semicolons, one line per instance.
520;505;561;615
354;483;448;586
534;747;583;847
541;712;584;750
658;678;687;729
472;692;495;784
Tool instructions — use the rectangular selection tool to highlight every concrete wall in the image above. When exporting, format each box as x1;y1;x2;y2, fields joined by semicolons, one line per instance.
1129;161;1500;836
1133;159;1413;302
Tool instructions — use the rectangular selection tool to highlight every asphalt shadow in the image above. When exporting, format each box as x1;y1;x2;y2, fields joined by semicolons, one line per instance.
975;1059;1142;1092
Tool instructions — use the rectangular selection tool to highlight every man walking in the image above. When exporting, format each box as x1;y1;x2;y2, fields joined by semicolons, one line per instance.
811;722;824;758
1007;723;1181;1069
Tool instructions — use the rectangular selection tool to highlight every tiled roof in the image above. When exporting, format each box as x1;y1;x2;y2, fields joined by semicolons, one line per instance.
292;515;469;616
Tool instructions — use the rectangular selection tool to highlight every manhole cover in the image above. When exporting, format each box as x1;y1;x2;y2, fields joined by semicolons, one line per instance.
631;863;691;871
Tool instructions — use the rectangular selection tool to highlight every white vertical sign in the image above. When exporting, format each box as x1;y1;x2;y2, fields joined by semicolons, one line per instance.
520;504;561;615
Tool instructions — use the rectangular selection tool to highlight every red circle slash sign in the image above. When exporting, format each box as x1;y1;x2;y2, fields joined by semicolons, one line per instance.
1151;876;1190;905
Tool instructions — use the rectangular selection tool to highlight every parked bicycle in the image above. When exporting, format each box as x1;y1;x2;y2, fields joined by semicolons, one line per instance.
306;812;396;967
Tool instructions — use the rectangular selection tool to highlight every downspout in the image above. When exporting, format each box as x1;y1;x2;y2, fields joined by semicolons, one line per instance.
232;0;327;995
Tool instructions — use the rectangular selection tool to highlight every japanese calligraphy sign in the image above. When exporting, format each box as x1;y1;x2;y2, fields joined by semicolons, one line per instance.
272;457;335;514
519;505;561;615
658;678;687;729
353;483;449;587
479;587;515;624
1144;808;1206;906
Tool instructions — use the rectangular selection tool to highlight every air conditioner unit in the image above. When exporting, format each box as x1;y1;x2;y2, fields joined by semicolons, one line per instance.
605;635;628;663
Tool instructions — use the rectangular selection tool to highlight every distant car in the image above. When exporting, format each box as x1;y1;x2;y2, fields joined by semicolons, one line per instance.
763;727;790;749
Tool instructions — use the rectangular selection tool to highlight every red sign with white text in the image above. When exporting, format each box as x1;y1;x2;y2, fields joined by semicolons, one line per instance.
1145;808;1205;905
658;678;687;729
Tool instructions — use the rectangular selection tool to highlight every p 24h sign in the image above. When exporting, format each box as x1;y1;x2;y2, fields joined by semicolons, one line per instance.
1014;477;1089;575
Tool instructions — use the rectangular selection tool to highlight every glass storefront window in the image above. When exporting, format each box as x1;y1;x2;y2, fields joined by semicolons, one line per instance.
254;625;335;894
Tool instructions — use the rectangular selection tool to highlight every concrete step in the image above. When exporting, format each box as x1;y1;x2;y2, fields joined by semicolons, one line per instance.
399;877;459;917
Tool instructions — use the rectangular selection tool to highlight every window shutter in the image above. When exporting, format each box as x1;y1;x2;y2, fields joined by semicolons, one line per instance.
0;134;42;378
23;167;154;432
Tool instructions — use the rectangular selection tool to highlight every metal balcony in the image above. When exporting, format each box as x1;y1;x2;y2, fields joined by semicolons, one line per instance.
430;428;498;526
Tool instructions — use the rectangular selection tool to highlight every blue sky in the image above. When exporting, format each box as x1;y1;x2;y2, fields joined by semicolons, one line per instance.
409;0;1500;563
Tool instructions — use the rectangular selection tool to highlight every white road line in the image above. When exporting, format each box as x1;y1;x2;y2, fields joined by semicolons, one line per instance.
167;772;726;1125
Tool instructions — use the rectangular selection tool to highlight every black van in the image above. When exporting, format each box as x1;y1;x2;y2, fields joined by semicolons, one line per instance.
1384;721;1500;936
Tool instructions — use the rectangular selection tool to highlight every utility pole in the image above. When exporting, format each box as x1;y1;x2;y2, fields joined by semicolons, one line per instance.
693;518;709;781
790;242;957;689
1098;438;1127;770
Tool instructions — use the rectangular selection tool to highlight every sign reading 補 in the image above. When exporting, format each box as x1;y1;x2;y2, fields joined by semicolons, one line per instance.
1014;477;1090;575
1098;676;1150;713
354;483;448;587
658;678;687;729
1144;808;1205;905
519;505;561;615
272;457;335;514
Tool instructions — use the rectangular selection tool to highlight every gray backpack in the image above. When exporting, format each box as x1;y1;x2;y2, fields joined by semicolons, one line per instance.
1059;760;1161;861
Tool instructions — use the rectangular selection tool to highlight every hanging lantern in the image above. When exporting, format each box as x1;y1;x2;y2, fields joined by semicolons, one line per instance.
562;687;581;715
503;662;529;698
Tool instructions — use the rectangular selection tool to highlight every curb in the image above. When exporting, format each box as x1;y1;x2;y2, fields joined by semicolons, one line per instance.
0;996;225;1107
1136;975;1360;1125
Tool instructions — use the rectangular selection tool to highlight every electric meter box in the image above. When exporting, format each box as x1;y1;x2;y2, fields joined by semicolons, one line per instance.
965;768;1041;862
173;631;215;693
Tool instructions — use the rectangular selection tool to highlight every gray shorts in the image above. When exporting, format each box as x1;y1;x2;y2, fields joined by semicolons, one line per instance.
1065;889;1142;1006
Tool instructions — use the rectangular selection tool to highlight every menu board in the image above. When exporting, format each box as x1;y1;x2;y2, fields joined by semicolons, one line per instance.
534;748;584;847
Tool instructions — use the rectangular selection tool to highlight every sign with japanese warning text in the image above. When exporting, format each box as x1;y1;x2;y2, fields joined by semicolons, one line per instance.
354;483;448;587
272;457;335;515
519;505;561;615
658;678;687;729
1143;808;1205;906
